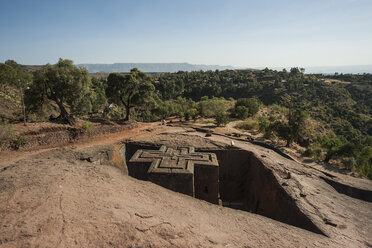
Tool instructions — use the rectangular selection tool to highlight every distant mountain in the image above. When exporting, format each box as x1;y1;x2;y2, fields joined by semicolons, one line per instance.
303;65;372;74
77;63;234;73
268;65;372;74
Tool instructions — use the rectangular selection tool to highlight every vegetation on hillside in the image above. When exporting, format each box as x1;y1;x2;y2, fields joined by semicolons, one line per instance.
0;60;371;179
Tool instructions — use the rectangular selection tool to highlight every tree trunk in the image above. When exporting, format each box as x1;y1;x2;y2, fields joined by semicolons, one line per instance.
324;151;332;163
124;105;130;121
286;136;292;147
324;145;334;163
56;100;74;125
19;86;26;126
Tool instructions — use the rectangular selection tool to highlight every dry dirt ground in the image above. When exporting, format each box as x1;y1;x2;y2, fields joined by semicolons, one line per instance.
0;122;371;247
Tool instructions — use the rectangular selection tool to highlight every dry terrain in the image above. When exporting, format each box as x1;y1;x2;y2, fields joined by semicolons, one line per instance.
0;121;371;247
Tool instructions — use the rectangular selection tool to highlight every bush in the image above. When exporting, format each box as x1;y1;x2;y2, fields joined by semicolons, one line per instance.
235;118;258;130
342;157;357;170
0;124;14;141
81;121;93;133
257;116;270;132
234;98;260;117
271;104;287;114
264;128;273;139
134;111;158;122
188;108;199;121
303;146;322;160
14;135;27;149
356;146;372;179
153;100;177;118
215;112;229;127
198;97;229;118
235;106;249;119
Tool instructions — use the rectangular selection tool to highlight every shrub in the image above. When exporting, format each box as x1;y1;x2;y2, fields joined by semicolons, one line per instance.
264;128;274;139
257;116;270;132
188;108;199;121
342;157;357;170
153;100;177;118
235;118;258;130
198;97;228;118
271;104;287;114
235;106;249;119
14;135;27;149
81;121;93;133
303;146;322;160
215;112;229;127
356;146;372;179
234;98;260;117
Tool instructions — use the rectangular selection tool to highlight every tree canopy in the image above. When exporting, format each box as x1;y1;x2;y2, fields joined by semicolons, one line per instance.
234;98;261;118
0;63;16;87
106;68;155;121
25;58;91;124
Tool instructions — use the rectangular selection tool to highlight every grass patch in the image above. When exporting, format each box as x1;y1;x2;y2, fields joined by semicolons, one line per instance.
235;118;258;130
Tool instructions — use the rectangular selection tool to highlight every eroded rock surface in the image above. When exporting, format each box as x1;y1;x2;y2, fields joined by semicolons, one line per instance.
0;126;371;247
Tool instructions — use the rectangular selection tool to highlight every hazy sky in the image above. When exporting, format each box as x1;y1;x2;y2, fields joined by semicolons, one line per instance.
1;0;371;67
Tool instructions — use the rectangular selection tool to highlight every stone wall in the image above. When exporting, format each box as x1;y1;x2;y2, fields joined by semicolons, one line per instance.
206;148;324;235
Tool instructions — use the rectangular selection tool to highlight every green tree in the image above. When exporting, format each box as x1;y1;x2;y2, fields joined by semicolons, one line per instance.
4;60;33;87
3;60;33;125
215;111;229;127
257;116;270;132
357;146;372;179
106;68;155;121
153;99;176;118
198;97;228;118
235;106;249;119
90;77;107;114
318;135;343;163
234;98;260;118
285;108;308;147
270;108;308;147
25;58;91;124
0;63;16;88
188;108;199;121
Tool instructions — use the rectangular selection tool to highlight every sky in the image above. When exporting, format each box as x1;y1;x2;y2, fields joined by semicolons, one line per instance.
0;0;372;68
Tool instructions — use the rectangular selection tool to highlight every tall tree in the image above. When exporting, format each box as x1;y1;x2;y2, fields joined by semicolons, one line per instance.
2;61;32;125
106;68;155;121
234;98;261;118
25;58;91;124
0;63;16;89
286;108;308;147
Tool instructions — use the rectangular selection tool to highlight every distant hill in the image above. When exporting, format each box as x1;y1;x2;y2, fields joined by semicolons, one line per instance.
77;63;234;73
267;65;372;74
21;63;372;74
304;65;372;74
